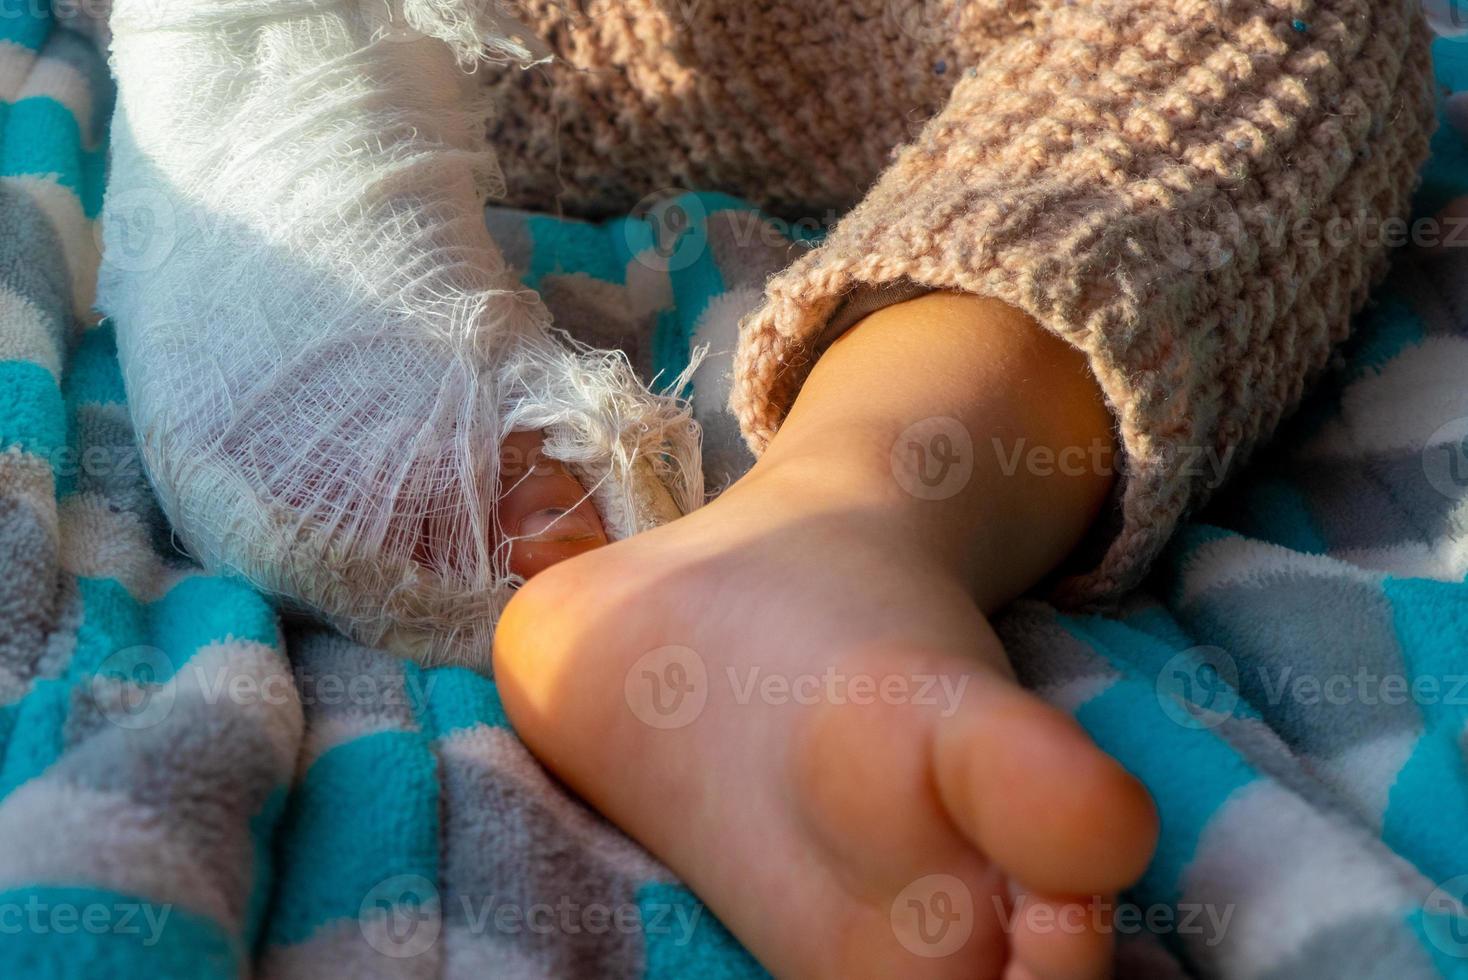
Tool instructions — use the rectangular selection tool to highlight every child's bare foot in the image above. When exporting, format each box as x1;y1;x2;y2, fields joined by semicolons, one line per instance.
495;294;1159;978
497;465;1155;978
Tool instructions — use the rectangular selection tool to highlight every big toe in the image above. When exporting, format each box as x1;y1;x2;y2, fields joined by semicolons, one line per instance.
498;430;608;579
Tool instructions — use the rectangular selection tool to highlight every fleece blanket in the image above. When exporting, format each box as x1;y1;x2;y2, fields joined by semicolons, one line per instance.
5;1;1468;973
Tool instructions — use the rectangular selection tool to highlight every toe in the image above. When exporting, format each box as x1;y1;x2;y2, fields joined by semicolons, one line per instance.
1006;889;1114;980
498;430;608;578
934;690;1158;896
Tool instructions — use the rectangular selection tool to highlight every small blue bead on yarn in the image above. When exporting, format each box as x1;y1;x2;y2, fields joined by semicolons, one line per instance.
1291;19;1309;33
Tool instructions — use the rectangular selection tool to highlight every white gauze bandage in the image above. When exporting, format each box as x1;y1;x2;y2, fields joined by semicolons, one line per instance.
98;0;702;663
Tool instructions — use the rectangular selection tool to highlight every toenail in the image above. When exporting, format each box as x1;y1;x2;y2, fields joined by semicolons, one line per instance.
517;507;600;543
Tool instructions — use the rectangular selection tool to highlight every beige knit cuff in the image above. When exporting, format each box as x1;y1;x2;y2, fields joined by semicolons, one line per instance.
730;1;1436;606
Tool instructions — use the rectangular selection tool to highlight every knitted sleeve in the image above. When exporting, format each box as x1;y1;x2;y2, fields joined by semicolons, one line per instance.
731;0;1437;603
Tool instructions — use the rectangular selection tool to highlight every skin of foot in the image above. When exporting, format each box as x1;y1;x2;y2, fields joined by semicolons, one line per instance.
494;293;1160;979
498;429;609;578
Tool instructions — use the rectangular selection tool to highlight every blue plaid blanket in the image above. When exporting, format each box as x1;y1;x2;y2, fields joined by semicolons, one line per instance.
4;2;1468;974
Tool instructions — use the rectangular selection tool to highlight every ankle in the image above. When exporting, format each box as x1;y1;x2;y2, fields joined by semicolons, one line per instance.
739;434;1029;610
734;293;1119;612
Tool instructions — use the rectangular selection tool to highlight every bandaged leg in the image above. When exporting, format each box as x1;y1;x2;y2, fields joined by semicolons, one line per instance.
98;0;700;663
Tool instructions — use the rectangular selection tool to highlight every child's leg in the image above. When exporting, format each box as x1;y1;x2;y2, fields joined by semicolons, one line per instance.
103;0;699;661
495;292;1158;978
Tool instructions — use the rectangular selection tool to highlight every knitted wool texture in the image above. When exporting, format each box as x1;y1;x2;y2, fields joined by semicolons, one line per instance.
479;0;1438;602
99;0;700;663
